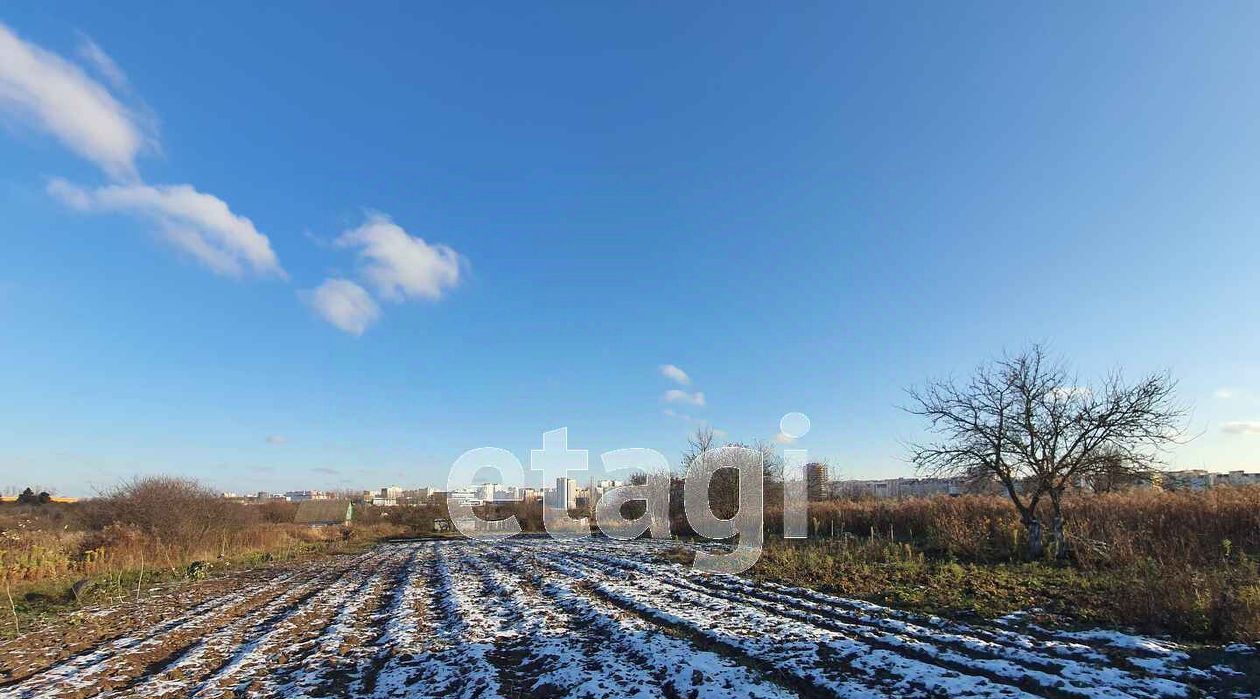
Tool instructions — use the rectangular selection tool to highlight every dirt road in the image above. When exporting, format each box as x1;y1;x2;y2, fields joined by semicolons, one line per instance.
0;539;1252;698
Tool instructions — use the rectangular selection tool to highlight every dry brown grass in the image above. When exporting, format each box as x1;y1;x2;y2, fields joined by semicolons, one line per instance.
762;486;1260;567
0;477;409;593
0;521;339;583
752;486;1260;641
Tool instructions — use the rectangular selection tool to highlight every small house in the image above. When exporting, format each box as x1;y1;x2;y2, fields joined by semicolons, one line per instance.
294;499;353;526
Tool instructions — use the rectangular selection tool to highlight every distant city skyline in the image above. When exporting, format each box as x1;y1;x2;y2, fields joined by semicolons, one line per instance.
4;5;1260;497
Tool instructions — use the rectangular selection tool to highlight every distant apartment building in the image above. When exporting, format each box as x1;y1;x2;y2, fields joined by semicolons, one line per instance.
551;477;577;510
831;477;962;499
1158;470;1215;491
453;483;525;503
447;488;484;507
805;462;829;501
826;469;1259;498
1216;470;1260;487
249;491;295;502
519;488;544;502
584;479;623;509
392;487;441;504
1157;469;1260;491
445;485;533;507
372;485;404;506
285;490;330;502
493;485;531;502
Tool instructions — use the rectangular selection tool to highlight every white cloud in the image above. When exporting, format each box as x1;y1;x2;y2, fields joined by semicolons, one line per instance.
48;178;284;278
265;434;287;445
1214;388;1237;399
336;213;462;302
76;35;128;90
1222;421;1260;435
663;389;706;406
0;23;149;179
659;364;691;385
773;432;796;445
305;278;380;335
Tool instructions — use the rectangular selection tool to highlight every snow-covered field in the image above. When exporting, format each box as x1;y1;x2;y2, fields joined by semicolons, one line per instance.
0;539;1253;698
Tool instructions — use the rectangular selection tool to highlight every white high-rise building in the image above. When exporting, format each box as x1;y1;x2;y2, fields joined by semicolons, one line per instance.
380;486;403;500
555;477;577;510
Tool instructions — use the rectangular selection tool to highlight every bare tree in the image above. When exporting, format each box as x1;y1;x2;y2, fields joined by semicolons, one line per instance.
907;345;1184;560
682;428;782;478
679;427;784;523
750;438;785;485
1081;448;1157;494
680;425;718;471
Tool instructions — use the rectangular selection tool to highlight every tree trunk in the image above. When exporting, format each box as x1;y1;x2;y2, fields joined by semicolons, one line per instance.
1049;489;1069;562
1052;513;1068;561
1024;516;1044;559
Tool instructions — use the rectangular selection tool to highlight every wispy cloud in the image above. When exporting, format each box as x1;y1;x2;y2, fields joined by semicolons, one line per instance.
1;25;284;282
265;434;287;445
659;364;691;385
76;34;128;90
336;213;462;302
313;466;339;475
1222;421;1260;435
663;389;706;406
0;22;150;180
48;178;285;278
773;432;796;444
1214;388;1238;399
304;278;380;336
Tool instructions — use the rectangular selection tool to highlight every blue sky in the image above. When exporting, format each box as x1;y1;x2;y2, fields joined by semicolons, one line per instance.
3;3;1260;496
